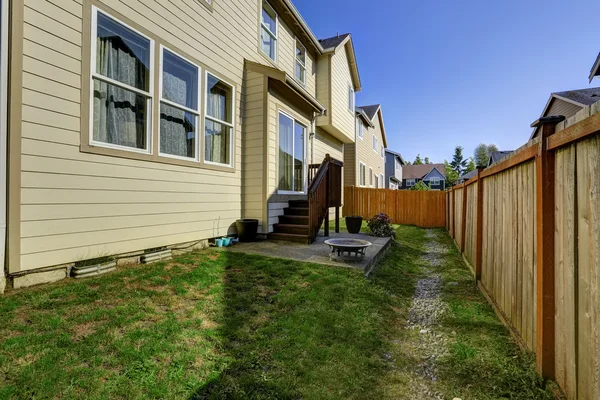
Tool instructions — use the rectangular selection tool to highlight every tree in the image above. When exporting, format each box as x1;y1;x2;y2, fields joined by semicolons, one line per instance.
465;157;476;174
450;146;468;175
444;160;459;187
413;154;423;165
424;157;431;164
474;143;499;168
410;181;431;191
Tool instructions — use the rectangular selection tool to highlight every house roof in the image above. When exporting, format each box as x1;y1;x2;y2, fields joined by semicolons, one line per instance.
530;87;600;139
488;151;514;166
385;149;406;165
589;52;600;82
355;107;375;128
357;104;387;147
318;33;361;91
402;164;446;179
459;169;478;182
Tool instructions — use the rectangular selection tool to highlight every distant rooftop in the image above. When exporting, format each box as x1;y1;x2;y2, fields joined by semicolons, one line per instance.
318;33;350;50
553;87;600;106
358;104;380;121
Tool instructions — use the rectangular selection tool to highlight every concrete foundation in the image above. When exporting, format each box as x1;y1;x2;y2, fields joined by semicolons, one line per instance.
12;268;67;289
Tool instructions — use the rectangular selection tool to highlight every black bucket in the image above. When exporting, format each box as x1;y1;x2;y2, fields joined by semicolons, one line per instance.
236;219;259;242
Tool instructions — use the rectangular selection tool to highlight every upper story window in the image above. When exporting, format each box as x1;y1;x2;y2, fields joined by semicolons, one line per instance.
406;178;415;187
348;86;354;112
395;159;401;171
92;10;153;153
381;144;384;158
357;118;363;139
372;135;377;152
429;177;440;185
295;40;306;84
260;1;277;62
205;73;234;166
159;48;200;161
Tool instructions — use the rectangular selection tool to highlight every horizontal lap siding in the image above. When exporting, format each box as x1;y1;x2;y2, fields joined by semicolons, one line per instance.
330;47;354;140
356;122;385;188
480;161;536;351
17;0;274;271
343;143;356;187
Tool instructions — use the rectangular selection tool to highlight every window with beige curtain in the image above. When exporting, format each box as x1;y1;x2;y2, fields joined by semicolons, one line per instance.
205;73;233;165
93;11;151;151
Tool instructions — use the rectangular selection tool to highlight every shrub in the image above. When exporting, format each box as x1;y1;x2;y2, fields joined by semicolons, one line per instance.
410;181;431;191
367;213;396;238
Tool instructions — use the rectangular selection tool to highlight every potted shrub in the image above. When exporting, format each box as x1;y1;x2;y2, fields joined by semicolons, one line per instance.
345;215;363;234
366;213;396;238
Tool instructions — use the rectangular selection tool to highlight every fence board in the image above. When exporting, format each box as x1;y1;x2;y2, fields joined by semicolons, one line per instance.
343;187;446;227
454;188;464;248
464;182;477;267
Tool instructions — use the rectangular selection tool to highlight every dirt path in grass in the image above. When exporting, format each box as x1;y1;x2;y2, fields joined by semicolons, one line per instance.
405;229;451;400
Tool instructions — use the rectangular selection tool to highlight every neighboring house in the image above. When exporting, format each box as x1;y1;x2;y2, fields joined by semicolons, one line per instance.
530;87;600;139
0;0;363;288
344;104;388;189
488;151;514;166
385;149;406;189
457;169;478;184
400;164;446;191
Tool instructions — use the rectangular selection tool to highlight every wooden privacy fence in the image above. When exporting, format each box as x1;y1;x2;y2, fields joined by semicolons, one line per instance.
447;110;600;400
344;186;446;227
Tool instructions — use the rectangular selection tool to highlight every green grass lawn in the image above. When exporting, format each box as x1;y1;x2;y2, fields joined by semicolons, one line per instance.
0;225;552;399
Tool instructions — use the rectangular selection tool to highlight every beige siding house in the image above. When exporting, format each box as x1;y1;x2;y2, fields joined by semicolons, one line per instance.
0;0;362;290
344;104;388;189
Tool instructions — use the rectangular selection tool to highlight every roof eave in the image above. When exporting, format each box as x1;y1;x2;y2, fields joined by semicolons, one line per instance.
589;53;600;83
280;0;324;54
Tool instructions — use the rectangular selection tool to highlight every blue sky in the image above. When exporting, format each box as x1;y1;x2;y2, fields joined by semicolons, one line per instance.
294;0;600;164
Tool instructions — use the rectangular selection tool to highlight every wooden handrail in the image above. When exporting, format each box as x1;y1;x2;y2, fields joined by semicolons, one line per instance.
307;154;343;243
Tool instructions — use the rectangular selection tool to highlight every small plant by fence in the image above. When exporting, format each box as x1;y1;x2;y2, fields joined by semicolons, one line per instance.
446;106;600;400
343;186;446;228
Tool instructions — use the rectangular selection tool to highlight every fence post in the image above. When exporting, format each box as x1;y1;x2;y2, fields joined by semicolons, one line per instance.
531;115;565;379
475;169;484;281
461;185;468;252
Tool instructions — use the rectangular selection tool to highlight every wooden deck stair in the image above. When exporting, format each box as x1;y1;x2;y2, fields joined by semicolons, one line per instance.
269;200;310;244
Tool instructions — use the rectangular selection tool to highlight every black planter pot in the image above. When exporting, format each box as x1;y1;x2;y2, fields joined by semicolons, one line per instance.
236;219;259;242
345;216;363;234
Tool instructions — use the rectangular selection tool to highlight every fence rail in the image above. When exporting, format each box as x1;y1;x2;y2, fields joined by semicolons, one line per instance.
343;187;446;227
446;110;600;400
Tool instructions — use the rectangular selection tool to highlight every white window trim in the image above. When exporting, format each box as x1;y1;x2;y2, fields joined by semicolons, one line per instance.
294;39;306;85
380;173;384;187
372;135;377;153
89;7;155;155
359;162;366;187
348;85;354;112
260;0;278;63
204;70;236;167
158;45;202;162
369;167;373;187
429;177;440;185
406;178;416;187
358;120;363;139
277;109;307;194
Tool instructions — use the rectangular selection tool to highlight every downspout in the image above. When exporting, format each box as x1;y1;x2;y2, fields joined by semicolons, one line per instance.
310;112;315;165
0;0;8;293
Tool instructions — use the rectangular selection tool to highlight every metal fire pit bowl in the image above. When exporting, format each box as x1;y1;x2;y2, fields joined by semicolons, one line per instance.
324;238;372;259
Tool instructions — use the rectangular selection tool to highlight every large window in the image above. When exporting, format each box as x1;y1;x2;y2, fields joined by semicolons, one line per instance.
159;48;200;160
369;167;373;187
295;40;306;84
359;162;366;186
91;10;153;152
357;118;363;139
260;1;277;62
278;111;305;192
348;86;354;111
205;73;234;166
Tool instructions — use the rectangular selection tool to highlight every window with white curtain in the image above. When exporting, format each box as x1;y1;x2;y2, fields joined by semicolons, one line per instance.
204;73;234;166
295;40;306;84
359;162;366;186
91;9;153;152
260;1;277;61
159;48;200;160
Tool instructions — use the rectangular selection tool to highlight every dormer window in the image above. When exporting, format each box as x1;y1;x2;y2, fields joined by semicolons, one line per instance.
260;1;277;62
295;40;306;84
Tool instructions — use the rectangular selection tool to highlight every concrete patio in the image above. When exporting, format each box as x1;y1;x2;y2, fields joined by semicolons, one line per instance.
226;231;393;275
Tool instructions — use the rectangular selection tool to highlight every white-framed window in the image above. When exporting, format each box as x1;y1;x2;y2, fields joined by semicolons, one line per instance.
277;110;306;193
406;178;416;187
380;173;384;187
204;72;234;166
260;1;277;62
357;118;363;139
375;174;379;189
429;177;440;185
90;7;154;153
295;40;306;84
359;162;366;186
348;86;354;112
369;167;373;186
381;144;384;158
395;159;401;171
159;47;200;161
372;135;377;152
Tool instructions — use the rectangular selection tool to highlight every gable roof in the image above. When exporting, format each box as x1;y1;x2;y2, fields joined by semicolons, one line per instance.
357;104;387;147
531;87;600;139
355;107;375;128
385;149;406;165
459;169;478;182
589;52;600;82
488;151;514;166
402;164;445;180
318;33;361;91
